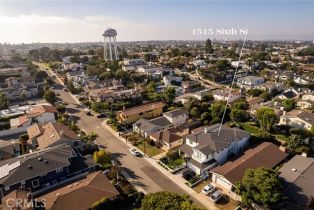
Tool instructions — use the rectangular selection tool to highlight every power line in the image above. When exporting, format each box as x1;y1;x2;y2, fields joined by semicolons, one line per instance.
218;32;248;136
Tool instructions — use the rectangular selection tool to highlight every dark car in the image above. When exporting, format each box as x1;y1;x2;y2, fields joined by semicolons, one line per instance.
96;113;106;118
86;111;93;116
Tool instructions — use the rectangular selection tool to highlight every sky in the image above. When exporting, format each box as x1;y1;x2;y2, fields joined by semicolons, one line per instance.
0;0;313;43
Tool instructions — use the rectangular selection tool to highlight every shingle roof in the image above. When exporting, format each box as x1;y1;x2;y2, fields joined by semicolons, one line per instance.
186;124;250;155
41;172;119;210
279;155;314;207
163;109;188;118
0;144;74;186
119;102;165;117
211;142;288;185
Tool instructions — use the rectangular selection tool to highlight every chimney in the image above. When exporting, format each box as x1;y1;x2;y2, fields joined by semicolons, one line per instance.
60;130;64;136
123;106;126;111
283;111;286;116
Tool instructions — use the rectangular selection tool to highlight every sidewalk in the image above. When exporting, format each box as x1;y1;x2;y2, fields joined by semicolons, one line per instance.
101;120;218;210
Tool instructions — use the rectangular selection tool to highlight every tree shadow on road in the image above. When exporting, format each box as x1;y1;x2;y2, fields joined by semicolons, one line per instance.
120;167;142;180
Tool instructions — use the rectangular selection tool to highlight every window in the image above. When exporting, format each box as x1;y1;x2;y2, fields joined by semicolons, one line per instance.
32;180;40;188
21;180;25;185
5;186;10;191
56;168;63;173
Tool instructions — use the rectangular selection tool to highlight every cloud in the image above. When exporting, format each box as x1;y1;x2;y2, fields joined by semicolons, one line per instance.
0;14;157;43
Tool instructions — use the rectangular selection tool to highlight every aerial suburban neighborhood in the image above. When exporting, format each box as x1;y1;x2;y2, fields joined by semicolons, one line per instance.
0;1;314;210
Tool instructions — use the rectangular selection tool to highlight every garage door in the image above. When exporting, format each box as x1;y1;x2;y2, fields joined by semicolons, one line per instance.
216;176;231;190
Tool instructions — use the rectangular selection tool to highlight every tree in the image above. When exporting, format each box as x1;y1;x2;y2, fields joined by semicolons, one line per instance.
81;132;98;142
35;71;48;82
230;108;248;122
209;101;226;121
247;89;262;97
260;92;272;101
0;91;9;109
139;192;204;210
43;90;56;104
163;87;176;105
287;134;305;150
205;39;213;54
256;108;277;132
282;99;295;112
93;149;111;168
236;168;282;207
190;107;200;118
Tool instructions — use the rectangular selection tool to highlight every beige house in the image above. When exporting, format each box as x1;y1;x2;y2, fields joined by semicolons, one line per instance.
116;102;165;125
279;110;314;130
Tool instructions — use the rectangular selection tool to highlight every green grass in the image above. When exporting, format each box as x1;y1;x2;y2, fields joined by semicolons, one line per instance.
136;141;163;157
160;157;185;169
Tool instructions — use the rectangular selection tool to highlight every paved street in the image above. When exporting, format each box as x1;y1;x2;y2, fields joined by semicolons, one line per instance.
46;70;210;209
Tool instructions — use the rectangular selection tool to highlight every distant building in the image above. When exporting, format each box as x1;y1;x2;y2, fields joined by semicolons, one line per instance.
236;76;265;90
213;88;242;103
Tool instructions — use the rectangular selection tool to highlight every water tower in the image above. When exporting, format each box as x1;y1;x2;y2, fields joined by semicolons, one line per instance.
102;28;118;61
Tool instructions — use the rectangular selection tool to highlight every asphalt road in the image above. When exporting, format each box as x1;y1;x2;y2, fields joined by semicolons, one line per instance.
50;80;206;208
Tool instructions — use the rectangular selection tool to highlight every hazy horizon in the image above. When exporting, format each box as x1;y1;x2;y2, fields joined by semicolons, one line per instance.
0;0;313;43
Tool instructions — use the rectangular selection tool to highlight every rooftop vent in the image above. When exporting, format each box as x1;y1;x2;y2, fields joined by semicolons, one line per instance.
38;157;43;161
291;168;297;172
44;160;49;164
28;165;32;169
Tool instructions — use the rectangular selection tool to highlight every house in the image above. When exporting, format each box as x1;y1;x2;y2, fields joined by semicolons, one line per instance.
179;124;250;175
236;76;265;90
149;121;201;150
163;75;183;86
27;122;80;150
65;71;87;88
116;102;165;125
88;87;143;103
133;109;188;137
213;89;242;103
279;155;314;208
137;65;162;75
1;83;40;102
192;60;207;67
122;59;145;71
279;110;314;130
181;80;202;93
0;140;20;160
10;105;58;128
297;94;314;109
0;144;96;198
279;70;294;81
193;89;215;101
294;76;310;85
211;142;288;192
256;81;284;93
276;88;299;100
39;172;119;210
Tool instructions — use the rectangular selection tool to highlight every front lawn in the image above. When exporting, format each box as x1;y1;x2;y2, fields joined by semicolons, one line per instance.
137;141;163;157
160;151;185;170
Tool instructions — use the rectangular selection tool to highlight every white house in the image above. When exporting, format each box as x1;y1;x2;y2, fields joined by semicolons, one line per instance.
179;124;250;175
279;110;314;131
236;76;265;90
297;94;314;109
163;75;183;86
213;89;242;103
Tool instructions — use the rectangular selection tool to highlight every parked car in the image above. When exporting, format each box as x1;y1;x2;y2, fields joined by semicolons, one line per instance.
63;87;68;91
86;111;93;116
96;113;106;118
202;184;215;195
102;169;110;175
210;190;223;203
129;148;141;157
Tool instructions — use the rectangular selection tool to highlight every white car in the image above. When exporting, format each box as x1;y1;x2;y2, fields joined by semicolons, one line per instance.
210;190;223;203
202;184;215;195
129;148;141;157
